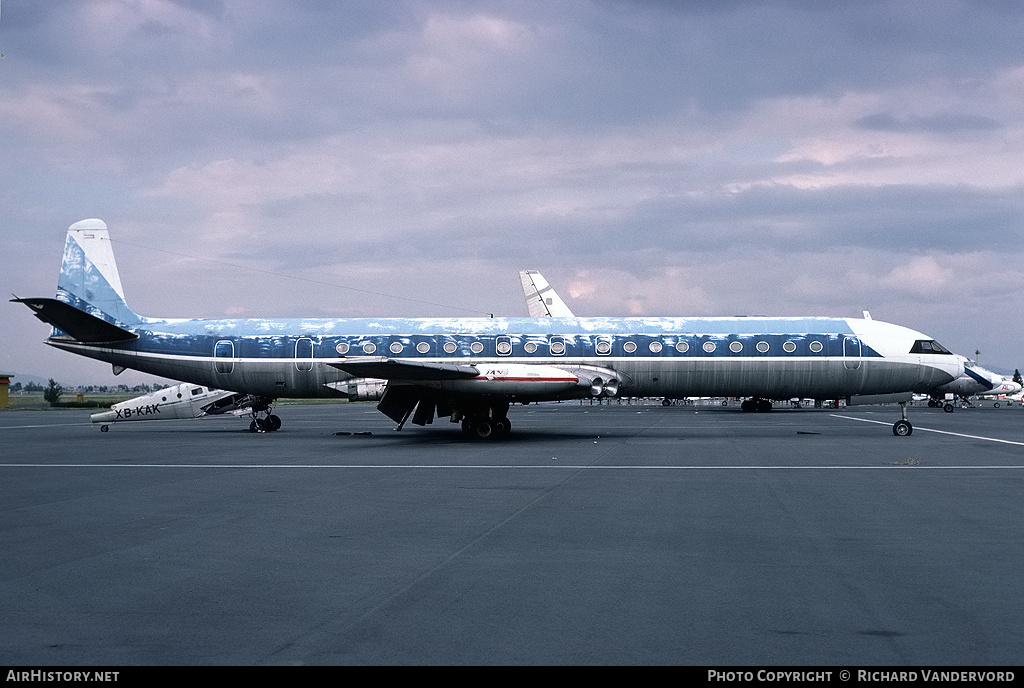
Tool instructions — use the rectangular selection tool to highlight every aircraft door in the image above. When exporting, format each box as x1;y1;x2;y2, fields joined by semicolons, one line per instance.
295;338;314;372
214;340;234;374
843;336;862;370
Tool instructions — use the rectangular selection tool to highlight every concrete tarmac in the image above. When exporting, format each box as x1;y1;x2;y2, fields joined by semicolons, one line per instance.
2;401;1023;666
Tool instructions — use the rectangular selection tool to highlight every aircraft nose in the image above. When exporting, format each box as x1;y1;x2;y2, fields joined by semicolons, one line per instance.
90;410;116;424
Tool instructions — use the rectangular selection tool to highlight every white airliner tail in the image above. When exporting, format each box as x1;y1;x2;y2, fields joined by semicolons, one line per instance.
519;270;575;317
13;219;142;343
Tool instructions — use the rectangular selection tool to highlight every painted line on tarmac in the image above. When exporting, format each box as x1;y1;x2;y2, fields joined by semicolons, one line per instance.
831;414;1024;447
3;463;1024;470
0;422;95;430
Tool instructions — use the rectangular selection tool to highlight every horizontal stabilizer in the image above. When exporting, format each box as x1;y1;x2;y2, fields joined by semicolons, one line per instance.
329;357;479;381
13;297;139;343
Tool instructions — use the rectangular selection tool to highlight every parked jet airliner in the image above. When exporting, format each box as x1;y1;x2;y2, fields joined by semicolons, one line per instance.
16;219;962;437
927;356;1022;410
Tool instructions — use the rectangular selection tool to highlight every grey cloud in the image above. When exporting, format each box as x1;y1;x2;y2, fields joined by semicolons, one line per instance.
856;112;1003;134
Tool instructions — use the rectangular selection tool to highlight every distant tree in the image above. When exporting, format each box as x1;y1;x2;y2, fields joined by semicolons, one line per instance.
11;382;22;392
24;381;43;392
43;379;64;406
1014;369;1022;387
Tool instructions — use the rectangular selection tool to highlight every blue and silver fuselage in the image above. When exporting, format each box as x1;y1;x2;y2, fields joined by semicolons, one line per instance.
46;311;962;401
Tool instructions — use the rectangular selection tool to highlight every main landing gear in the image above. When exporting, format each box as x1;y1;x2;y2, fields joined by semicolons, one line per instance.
741;398;773;412
456;401;512;441
249;409;282;433
927;397;955;412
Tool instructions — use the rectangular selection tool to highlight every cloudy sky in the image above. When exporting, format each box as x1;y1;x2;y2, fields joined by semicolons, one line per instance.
3;0;1023;385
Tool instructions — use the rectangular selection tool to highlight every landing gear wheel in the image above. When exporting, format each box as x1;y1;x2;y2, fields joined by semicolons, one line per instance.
249;418;265;433
893;419;913;436
662;398;671;407
494;417;512;437
100;425;109;432
265;414;282;431
473;419;494;440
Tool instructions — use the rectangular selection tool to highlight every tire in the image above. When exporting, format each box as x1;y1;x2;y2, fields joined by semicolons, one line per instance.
943;403;954;413
893;420;913;436
473;420;493;439
265;414;282;431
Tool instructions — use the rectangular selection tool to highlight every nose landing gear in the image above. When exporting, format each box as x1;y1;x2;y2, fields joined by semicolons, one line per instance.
892;402;913;436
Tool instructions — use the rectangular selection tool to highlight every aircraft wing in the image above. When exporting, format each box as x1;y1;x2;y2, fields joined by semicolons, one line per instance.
198;392;265;415
519;270;575;317
328;357;479;380
962;366;996;391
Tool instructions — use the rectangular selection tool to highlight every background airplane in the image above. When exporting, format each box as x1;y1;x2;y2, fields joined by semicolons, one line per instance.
92;368;389;433
17;219;963;438
519;270;576;318
91;382;280;432
926;356;1023;411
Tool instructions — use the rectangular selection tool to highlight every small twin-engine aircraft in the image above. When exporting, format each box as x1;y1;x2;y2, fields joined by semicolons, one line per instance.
16;219;963;438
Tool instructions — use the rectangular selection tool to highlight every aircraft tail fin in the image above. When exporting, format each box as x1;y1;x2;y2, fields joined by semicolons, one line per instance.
14;219;143;341
55;219;142;327
519;270;575;318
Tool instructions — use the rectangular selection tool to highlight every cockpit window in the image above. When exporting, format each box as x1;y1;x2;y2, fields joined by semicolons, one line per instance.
910;340;952;355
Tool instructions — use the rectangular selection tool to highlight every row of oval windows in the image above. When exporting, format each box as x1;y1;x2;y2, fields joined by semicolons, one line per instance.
336;339;826;355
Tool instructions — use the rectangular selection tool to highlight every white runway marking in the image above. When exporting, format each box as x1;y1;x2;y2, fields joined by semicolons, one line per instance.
2;463;1024;470
0;422;94;430
831;414;1024;447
